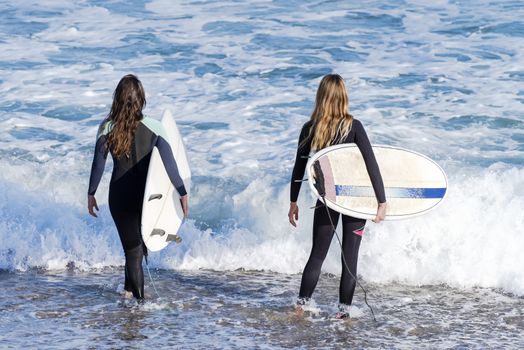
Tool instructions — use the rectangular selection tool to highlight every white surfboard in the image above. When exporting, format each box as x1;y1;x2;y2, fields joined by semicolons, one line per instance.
141;110;191;252
307;144;447;220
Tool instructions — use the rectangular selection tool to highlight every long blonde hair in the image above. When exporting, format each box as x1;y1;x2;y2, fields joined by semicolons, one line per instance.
106;74;146;158
306;74;353;151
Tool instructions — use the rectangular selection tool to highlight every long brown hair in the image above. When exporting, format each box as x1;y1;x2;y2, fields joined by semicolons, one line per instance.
105;74;146;157
305;74;353;151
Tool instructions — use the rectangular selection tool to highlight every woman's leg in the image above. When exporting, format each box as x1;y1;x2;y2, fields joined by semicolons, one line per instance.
124;244;145;300
109;194;145;300
339;215;366;306
299;201;340;300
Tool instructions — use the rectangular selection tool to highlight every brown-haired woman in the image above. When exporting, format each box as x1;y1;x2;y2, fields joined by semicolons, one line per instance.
289;74;386;319
87;74;188;302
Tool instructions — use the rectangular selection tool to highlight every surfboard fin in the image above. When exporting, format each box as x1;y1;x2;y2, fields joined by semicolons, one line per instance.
151;229;166;237
166;234;182;243
148;194;163;201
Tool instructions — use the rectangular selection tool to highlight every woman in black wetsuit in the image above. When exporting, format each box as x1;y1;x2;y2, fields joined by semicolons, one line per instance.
289;74;386;319
87;74;188;301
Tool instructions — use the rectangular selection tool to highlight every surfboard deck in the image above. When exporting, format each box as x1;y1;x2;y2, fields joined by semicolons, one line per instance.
307;144;447;220
141;110;191;252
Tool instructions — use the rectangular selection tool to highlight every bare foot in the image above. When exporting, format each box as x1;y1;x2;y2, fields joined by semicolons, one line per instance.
335;304;351;320
294;304;304;317
334;311;350;320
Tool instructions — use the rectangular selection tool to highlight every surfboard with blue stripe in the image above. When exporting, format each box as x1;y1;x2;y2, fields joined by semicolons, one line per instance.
335;185;446;199
306;144;448;220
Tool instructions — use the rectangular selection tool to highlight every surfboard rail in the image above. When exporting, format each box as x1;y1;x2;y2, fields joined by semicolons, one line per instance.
141;110;191;251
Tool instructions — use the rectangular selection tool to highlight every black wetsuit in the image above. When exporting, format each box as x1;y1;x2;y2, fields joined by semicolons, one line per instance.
88;117;186;300
290;119;386;306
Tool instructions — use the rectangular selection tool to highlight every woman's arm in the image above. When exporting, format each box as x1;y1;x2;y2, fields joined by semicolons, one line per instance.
289;122;312;226
88;135;108;196
353;120;386;204
290;122;312;202
87;134;108;217
155;136;187;197
156;136;188;217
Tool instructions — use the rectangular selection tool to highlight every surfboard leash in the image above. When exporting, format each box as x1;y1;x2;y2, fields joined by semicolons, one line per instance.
320;196;377;322
145;261;161;299
312;160;377;322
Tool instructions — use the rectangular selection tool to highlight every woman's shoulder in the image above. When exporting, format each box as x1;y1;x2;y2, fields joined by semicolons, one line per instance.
96;119;112;139
351;118;365;132
352;118;363;127
141;115;163;130
298;119;313;140
140;116;168;139
303;119;313;128
301;119;313;133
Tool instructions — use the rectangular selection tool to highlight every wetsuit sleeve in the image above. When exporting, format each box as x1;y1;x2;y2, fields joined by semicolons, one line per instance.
155;136;187;196
353;120;386;203
290;123;312;202
88;135;108;196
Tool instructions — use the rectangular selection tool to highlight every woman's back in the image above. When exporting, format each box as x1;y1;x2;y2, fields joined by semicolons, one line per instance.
94;118;169;207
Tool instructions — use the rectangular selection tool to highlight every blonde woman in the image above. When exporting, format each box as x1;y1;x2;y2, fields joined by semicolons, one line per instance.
289;74;386;319
88;74;188;302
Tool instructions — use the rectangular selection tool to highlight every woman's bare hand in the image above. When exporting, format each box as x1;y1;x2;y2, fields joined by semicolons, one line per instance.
180;194;189;218
373;202;387;223
88;195;99;218
288;202;299;227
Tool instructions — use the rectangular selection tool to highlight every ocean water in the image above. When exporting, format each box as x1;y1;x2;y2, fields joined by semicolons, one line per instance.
0;0;523;348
